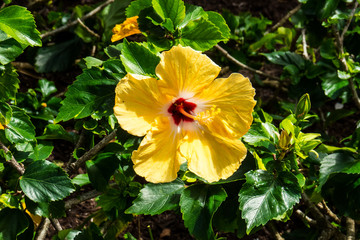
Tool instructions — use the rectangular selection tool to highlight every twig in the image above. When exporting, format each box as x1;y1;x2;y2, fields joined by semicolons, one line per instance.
340;0;359;43
302;193;346;240
265;4;302;34
332;24;360;110
64;189;100;209
50;218;63;232
68;128;117;172
301;29;309;60
77;18;100;38
0;142;25;175
214;45;281;81
66;129;86;169
295;209;317;227
346;217;356;240
320;200;341;224
35;218;51;240
267;222;285;240
40;0;114;38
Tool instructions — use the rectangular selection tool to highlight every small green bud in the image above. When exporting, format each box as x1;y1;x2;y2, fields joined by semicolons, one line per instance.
295;93;311;120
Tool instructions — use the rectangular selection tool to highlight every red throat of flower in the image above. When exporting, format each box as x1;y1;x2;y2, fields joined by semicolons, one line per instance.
168;98;197;125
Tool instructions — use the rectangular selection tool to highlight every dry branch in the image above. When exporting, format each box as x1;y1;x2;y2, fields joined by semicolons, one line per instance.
0;142;25;175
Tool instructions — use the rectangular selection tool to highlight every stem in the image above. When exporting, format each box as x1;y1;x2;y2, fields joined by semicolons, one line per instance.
214;45;281;81
265;4;302;34
341;0;359;43
267;222;285;240
0;142;25;175
64;189;100;210
320;200;341;224
302;29;309;60
69;129;118;173
76;18;100;38
295;209;317;226
346;217;356;240
40;0;114;38
35;218;51;240
147;225;154;240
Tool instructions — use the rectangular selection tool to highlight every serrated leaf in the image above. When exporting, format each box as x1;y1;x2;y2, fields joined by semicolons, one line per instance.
126;178;184;215
120;39;160;76
0;64;19;102
180;18;225;51
0;5;41;46
0;101;12;126
126;0;152;17
318;153;360;190
86;153;120;191
83;56;103;69
178;4;206;29
5;106;35;144
0;31;25;65
206;11;230;39
25;197;65;218
19;160;75;203
38;79;57;99
152;0;185;28
71;174;90;187
238;170;301;233
0;208;29;240
35;36;81;73
102;0;131;34
180;184;227;240
55;68;119;122
242;122;278;149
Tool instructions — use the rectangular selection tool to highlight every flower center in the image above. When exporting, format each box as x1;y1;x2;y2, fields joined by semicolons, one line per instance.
168;98;197;125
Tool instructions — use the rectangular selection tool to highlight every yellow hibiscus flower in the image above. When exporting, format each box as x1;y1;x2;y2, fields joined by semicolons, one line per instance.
114;45;256;183
111;16;141;42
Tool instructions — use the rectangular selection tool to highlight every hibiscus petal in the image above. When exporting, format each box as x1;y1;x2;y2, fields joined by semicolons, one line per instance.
132;118;183;183
196;73;256;138
156;45;221;96
114;73;169;136
180;129;247;182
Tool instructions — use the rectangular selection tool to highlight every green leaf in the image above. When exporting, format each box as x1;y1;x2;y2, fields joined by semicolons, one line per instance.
55;68;119;122
206;11;230;39
0;64;19;102
126;178;184;215
15;141;54;161
180;184;227;240
86;153;120;191
71;174;91;187
318;153;360;190
120;40;160;76
178;4;206;29
0;5;41;46
102;0;131;34
262;51;305;69
38;79;57;99
0;31;25;65
320;0;340;19
37;124;75;143
0;101;12;125
238;170;301;233
320;72;349;99
126;0;152;17
25;197;65;218
83;56;103;69
0;208;29;240
5;106;36;144
20;160;75;203
242;122;278;149
152;0;185;28
320;38;337;60
35;36;81;73
180;18;225;51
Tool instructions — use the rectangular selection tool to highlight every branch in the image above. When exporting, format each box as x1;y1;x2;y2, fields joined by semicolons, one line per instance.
77;18;100;38
346;217;356;240
68;129;118;172
40;0;114;38
302;193;346;240
35;218;51;240
320;200;341;224
295;209;317;227
0;142;25;175
301;29;309;60
265;4;302;34
214;45;281;81
64;189;100;210
332;25;360;110
341;0;359;43
267;222;285;240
